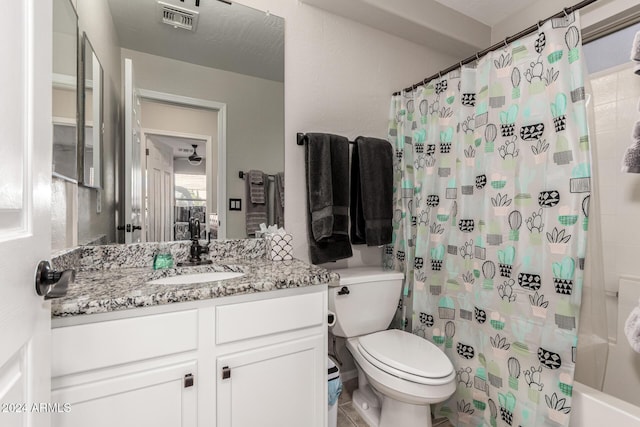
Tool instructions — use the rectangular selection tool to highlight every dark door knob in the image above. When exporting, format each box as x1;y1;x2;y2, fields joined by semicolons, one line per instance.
337;286;350;296
35;261;75;300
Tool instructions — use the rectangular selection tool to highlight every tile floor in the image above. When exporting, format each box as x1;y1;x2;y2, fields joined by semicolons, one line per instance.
335;378;454;427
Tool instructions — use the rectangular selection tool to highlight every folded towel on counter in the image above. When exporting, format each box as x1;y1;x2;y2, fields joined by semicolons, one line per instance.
274;172;284;228
305;133;352;264
245;174;268;236
350;136;394;246
625;300;640;353
248;170;265;204
621;121;640;173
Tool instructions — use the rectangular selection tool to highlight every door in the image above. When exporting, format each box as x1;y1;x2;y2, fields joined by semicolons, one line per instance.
216;335;325;427
146;137;174;242
123;58;143;243
52;360;197;427
0;1;52;426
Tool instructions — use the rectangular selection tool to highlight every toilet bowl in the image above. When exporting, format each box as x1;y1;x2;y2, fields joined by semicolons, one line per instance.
329;267;455;427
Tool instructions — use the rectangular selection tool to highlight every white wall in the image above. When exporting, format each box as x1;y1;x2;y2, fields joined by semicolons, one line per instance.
122;48;284;239
234;0;458;267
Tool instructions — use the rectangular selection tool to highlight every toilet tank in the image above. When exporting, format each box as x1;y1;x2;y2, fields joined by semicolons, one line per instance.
329;267;404;338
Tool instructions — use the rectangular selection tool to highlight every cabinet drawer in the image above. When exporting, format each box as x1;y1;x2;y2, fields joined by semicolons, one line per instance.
216;292;324;344
52;310;198;377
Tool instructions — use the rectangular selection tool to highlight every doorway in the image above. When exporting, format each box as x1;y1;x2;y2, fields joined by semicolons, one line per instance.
143;131;212;242
134;92;225;242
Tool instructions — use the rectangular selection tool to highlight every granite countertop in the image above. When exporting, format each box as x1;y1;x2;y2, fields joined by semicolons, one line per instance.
50;257;339;318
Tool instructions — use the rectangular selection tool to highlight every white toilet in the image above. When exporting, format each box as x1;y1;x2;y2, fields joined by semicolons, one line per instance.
329;267;455;427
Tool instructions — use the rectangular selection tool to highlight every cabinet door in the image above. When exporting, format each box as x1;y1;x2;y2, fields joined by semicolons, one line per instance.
217;335;325;427
52;360;197;427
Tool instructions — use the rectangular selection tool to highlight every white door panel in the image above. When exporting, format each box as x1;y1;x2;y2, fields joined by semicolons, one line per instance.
124;58;143;243
0;0;52;425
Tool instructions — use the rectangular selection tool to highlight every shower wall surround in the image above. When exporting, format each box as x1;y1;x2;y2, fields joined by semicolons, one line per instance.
386;12;591;427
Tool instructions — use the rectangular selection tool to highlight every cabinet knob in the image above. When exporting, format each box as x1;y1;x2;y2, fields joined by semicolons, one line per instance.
184;373;194;388
337;286;350;296
222;366;231;380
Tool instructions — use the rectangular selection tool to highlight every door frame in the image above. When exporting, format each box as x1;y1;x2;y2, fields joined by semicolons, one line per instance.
142;128;213;241
137;89;227;239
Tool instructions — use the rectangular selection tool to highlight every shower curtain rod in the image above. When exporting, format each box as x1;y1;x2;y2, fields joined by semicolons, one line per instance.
392;0;599;96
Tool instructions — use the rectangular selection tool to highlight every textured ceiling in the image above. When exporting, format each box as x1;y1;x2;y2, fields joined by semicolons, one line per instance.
106;0;284;82
433;0;532;26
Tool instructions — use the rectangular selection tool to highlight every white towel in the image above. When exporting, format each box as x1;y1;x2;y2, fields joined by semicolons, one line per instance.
632;31;640;75
624;299;640;353
631;31;640;62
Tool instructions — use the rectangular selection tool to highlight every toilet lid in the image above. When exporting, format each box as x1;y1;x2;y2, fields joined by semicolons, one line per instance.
358;329;454;380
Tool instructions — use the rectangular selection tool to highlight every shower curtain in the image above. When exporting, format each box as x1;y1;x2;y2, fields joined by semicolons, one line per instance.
385;12;594;426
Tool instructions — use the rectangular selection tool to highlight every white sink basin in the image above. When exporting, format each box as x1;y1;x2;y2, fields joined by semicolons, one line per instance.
148;271;244;285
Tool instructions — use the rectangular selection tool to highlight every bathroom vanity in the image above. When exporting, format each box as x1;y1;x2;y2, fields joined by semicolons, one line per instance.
50;240;335;427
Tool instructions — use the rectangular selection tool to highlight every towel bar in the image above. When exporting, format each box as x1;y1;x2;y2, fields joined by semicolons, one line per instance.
238;171;276;180
296;132;356;146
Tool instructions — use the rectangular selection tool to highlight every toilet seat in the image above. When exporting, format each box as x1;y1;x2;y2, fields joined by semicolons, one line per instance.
357;329;454;386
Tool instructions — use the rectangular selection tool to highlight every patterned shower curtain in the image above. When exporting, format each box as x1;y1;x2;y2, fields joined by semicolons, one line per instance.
385;12;591;427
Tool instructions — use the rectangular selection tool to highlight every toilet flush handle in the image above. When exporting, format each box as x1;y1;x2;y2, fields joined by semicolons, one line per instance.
337;286;350;296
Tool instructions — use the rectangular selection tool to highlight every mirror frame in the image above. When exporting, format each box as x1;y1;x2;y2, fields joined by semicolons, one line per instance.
51;0;79;183
78;32;104;188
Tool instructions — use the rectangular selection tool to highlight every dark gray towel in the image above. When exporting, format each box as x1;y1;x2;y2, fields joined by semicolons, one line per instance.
245;174;267;236
248;170;266;204
305;133;352;264
350;136;393;246
306;133;350;241
274;172;284;228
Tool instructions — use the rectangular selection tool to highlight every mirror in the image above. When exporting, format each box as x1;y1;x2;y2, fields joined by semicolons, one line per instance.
75;0;284;244
52;0;78;181
80;34;103;188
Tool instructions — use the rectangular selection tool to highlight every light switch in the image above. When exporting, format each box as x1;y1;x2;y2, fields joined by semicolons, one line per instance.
229;198;241;211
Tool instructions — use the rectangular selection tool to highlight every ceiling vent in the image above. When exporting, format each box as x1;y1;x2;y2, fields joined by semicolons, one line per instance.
157;1;199;32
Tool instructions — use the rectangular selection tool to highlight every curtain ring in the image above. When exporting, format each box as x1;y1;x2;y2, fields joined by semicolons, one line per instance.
538;20;544;30
438;72;442;80
459;61;463;69
563;7;570;17
504;37;509;48
475;53;480;61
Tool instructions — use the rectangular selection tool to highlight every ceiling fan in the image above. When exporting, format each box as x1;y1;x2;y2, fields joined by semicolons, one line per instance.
188;144;203;166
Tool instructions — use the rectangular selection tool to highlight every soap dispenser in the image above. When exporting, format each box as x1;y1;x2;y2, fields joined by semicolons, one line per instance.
153;243;174;270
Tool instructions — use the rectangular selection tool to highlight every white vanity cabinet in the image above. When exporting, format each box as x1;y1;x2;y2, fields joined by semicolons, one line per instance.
51;287;327;427
214;292;326;427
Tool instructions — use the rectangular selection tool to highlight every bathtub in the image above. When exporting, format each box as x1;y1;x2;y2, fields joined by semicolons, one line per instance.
569;381;640;426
